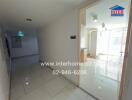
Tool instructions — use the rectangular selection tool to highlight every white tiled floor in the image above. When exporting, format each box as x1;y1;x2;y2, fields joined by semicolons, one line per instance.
80;55;123;100
11;63;95;100
11;55;39;71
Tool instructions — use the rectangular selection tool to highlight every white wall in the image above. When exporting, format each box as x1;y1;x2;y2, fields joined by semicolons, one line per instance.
38;9;80;85
0;27;10;100
37;0;98;85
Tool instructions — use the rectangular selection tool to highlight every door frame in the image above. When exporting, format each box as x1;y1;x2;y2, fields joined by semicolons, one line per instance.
119;1;132;99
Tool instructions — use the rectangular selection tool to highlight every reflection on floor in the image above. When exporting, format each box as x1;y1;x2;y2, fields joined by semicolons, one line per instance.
80;55;123;100
11;63;95;100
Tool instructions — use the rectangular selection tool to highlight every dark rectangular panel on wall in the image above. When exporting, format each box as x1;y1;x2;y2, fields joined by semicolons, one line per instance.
11;36;22;48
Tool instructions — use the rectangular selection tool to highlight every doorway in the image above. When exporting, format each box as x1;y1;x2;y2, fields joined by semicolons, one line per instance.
79;0;131;100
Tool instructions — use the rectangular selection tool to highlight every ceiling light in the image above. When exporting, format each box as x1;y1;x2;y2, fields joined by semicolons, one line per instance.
93;19;98;22
25;82;29;86
92;14;98;23
26;18;32;21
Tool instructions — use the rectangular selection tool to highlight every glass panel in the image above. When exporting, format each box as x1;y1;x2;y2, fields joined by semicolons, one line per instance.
79;0;130;100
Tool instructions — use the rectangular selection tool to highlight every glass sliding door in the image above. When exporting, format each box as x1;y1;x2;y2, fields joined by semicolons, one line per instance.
79;0;131;100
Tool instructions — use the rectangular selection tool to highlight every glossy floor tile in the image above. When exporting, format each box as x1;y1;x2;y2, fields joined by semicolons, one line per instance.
11;63;95;100
80;55;123;100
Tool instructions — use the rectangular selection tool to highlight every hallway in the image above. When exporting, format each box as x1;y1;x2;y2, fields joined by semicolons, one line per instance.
11;63;95;100
0;0;132;100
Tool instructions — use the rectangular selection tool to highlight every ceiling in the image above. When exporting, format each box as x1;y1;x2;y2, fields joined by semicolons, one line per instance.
0;0;89;30
86;0;131;30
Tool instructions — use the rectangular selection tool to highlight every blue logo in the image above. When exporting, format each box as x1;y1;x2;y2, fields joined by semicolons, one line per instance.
110;5;125;16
